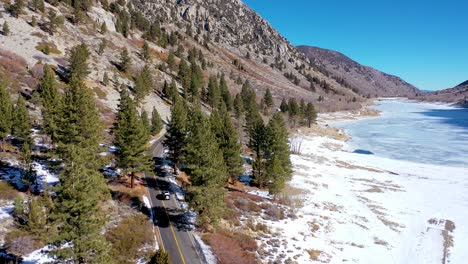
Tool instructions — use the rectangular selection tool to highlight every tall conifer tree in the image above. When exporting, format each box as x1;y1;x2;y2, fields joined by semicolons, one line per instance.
50;146;110;263
113;89;151;188
12;96;32;143
39;65;61;141
163;98;187;170
151;107;163;136
0;80;13;138
68;43;91;81
184;105;228;226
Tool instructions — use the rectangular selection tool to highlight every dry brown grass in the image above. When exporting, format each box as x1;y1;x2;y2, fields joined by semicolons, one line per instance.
203;229;257;264
108;178;147;206
373;237;389;246
36;42;62;55
0;181;19;200
306;249;322;261
93;86;107;100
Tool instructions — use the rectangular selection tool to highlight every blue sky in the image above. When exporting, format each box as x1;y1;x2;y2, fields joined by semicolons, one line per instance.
243;0;467;91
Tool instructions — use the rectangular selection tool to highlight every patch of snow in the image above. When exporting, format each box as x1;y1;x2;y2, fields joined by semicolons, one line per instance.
256;134;468;263
21;246;54;264
32;161;59;186
246;189;269;199
142;196;159;251
0;204;14;220
193;234;217;264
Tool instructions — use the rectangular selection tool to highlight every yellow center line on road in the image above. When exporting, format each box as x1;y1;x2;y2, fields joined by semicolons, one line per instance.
161;199;187;264
154;174;187;264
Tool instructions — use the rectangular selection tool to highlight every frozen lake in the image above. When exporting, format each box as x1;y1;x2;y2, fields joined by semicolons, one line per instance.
333;99;468;167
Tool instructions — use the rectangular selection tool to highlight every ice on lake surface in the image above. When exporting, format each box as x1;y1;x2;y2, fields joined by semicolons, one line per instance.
332;99;468;167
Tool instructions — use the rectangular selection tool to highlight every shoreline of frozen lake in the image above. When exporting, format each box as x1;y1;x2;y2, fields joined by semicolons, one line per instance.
257;99;468;263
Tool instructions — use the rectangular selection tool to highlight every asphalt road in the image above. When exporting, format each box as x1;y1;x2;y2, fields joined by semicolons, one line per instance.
145;137;204;264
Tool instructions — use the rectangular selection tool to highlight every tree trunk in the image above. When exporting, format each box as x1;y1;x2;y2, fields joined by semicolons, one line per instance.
130;171;134;188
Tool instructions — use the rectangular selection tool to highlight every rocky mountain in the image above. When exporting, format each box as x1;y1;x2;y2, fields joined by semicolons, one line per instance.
416;81;468;106
297;46;420;98
127;0;371;111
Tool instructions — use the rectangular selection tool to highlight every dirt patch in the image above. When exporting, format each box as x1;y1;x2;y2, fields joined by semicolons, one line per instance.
293;124;350;141
428;218;456;264
373;237;389;246
336;160;383;173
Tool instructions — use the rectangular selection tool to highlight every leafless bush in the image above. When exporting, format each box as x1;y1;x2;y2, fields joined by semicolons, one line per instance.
30;63;45;79
290;137;303;154
0;48;27;67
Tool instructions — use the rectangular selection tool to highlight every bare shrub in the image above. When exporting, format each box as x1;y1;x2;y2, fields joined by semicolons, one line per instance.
290;137;303;154
264;204;285;220
0;48;27;67
30;63;45;79
106;214;154;263
0;57;26;75
203;230;257;264
4;230;43;258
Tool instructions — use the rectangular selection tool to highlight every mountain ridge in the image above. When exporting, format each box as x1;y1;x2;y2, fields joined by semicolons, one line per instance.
297;45;420;98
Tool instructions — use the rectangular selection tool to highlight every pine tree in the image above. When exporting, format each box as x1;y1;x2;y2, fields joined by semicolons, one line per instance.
142;41;150;61
50;146;110;263
20;141;35;189
119;47;132;73
2;22;10;36
305;102;317;128
12;96;32;142
0;80;13;138
72;0;84;24
31;16;37;27
183;105;228;226
163;98;187;170
299;99;306;122
25;197;48;237
100;21;107;34
37;0;44;12
68;43;91;81
10;0;25;17
150;107;163;136
279;98;289;112
39;65;61;141
249;118;268;187
214;106;243;181
266;155;286;195
190;61;203;101
57;77;102;156
206;75;220;108
150;249;170;264
113;89;151;188
169;79;178;102
233;93;244;120
288;97;299;127
141;110;151;136
134;64;153;102
103;72;109;86
98;39;107;55
265;112;292;180
219;75;233;111
167;51;176;72
263;88;274;109
178;59;191;97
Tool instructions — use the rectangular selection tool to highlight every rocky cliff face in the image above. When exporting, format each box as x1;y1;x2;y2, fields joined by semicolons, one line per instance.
131;0;298;60
297;46;420;98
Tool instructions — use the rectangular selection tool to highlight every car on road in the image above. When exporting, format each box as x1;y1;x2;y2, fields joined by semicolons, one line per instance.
161;190;170;200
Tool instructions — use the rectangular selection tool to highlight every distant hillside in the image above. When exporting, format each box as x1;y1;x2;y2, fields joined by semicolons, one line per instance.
297;46;420;98
416;81;468;107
